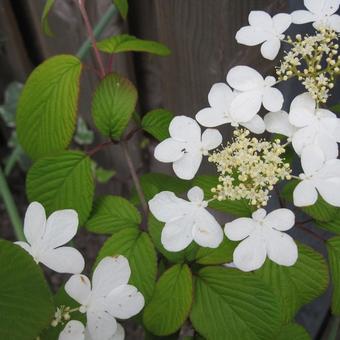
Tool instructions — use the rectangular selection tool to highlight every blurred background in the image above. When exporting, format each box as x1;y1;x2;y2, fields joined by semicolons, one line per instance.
0;1;339;339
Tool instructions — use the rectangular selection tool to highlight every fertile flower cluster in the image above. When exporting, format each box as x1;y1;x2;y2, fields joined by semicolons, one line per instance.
208;129;291;207
277;27;340;103
150;0;340;274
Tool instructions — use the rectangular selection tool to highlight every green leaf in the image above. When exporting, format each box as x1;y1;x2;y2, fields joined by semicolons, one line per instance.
94;166;115;184
97;34;171;56
316;212;340;234
276;324;310;340
131;172;191;205
92;73;137;140
17;55;82;159
85;195;141;234
193;175;253;217
142;109;173;141
194;236;235;265
143;264;193;336
0;81;23;127
113;0;128;19
96;229;157;302
0;240;54;340
327;237;340;314
41;0;55;36
26;151;94;225
255;244;328;322
190;266;281;340
74;117;94;145
282;179;338;222
148;215;199;263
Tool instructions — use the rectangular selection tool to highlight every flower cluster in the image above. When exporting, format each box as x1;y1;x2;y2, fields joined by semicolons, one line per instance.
277;27;340;103
150;0;340;274
208;129;291;207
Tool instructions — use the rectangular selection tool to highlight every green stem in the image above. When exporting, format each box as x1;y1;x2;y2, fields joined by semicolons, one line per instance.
328;316;340;340
0;167;25;241
76;4;117;60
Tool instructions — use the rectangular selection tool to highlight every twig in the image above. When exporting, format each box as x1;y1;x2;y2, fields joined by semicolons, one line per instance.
77;0;106;78
295;222;326;242
87;140;116;156
121;141;148;231
0;167;25;241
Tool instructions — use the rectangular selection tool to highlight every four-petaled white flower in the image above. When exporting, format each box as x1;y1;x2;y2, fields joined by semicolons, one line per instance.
225;208;297;272
292;0;340;32
15;202;84;274
154;116;222;180
226;66;284;122
236;11;292;60
58;320;125;340
195;82;265;134
64;256;144;340
288;92;340;159
294;145;340;207
264;110;297;140
149;186;223;251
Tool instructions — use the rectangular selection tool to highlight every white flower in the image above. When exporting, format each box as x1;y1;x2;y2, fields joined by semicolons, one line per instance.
225;208;297;272
226;66;284;121
288;92;340;159
264;110;297;140
149;186;223;251
58;320;125;340
15;202;84;274
292;0;340;32
293;145;340;207
154;116;222;180
236;11;291;60
195;82;265;134
64;256;144;340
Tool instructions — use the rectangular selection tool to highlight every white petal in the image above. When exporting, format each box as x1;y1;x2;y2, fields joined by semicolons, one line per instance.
266;230;298;266
235;26;271;46
65;274;91;305
111;323;125;340
226;66;264;91
301;144;325;175
87;307;117;340
323;0;340;15
230;91;262;122
59;320;85;340
252;208;267;221
293;180;318;207
241;115;265;134
43;209;78;249
233;235;267;272
201;129;222;150
92;256;131;297
208;83;234;111
40;247;85;274
173;151;202;180
23;202;46;246
154;138;185;163
14;241;33;257
315;132;339;160
161;215;194;251
316;178;340;206
149;191;188;222
305;0;326;13
224;217;257;241
264;111;295;137
187;186;204;203
291;126;317;155
192;210;223;248
291;10;317;24
262;87;283;112
264;209;295;231
195;108;229;127
261;38;281;60
107;284;145;319
318;159;340;178
329;14;340;32
272;13;292;34
289;92;316;127
169;116;201;142
248;11;273;29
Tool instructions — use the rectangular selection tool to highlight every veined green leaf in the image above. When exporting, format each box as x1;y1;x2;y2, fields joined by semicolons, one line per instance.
113;0;128;19
26;151;94;225
41;0;55;36
142;109;173;141
17;55;82;159
276;323;310;340
327;237;340;314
